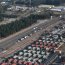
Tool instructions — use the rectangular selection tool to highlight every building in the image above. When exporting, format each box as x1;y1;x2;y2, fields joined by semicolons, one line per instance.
38;5;54;9
50;6;65;15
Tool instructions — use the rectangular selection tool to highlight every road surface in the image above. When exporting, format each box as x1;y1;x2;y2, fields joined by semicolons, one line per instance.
0;19;48;50
0;17;61;57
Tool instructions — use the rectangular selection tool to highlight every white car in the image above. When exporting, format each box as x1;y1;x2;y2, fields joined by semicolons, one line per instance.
21;37;24;41
33;27;36;30
34;30;37;33
30;33;32;36
17;40;21;43
24;35;29;39
33;27;38;30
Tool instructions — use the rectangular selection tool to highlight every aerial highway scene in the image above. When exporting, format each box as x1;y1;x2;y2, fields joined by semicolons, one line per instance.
0;0;65;65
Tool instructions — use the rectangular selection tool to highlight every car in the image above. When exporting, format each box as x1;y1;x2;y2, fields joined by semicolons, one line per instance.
33;27;36;30
53;35;58;39
37;29;40;31
17;40;21;42
40;28;43;30
24;35;29;39
34;30;37;33
30;33;33;36
36;27;38;28
21;37;24;41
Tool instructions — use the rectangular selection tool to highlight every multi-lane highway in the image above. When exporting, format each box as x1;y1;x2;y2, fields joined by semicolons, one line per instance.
0;18;59;50
0;17;59;50
0;19;48;50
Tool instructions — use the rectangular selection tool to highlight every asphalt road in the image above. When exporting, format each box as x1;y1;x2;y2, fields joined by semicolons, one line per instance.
0;17;59;51
0;19;48;51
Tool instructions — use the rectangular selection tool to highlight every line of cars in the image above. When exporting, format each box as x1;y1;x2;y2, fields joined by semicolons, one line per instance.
17;26;42;43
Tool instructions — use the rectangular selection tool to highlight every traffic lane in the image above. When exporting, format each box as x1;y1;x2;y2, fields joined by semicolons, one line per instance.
0;19;49;49
0;28;43;58
0;22;47;50
0;17;58;44
0;29;33;49
0;19;48;43
0;27;42;50
0;23;58;50
0;18;59;50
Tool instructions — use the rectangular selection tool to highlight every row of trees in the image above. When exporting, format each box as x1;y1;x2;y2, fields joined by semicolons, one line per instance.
0;13;51;38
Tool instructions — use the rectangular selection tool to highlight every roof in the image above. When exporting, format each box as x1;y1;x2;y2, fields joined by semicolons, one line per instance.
38;5;54;8
50;6;65;12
